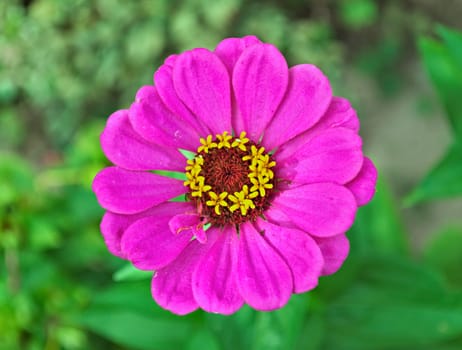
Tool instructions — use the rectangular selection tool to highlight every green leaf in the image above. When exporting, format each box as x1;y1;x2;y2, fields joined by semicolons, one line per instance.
206;306;255;350
76;282;197;350
405;141;462;205
437;25;462;67
418;35;462;138
252;294;310;350
323;255;459;350
186;330;220;350
424;227;462;289
339;0;378;29
348;179;409;256
113;263;152;282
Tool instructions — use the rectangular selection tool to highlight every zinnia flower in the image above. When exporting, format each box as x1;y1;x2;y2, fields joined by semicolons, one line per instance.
92;36;377;315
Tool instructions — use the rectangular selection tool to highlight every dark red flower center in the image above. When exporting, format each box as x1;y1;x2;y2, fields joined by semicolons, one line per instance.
184;131;276;226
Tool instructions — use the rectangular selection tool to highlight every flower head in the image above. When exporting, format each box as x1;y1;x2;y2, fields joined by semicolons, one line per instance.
92;36;377;315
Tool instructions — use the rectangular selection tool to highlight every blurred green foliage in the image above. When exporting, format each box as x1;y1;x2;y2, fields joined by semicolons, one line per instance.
1;0;462;349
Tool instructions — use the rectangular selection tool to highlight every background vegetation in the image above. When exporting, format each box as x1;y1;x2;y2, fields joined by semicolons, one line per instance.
1;0;462;349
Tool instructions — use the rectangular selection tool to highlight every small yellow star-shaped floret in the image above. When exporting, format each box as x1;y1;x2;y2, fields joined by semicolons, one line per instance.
250;175;274;197
228;185;257;216
191;176;211;197
206;191;229;215
242;145;266;162
197;135;217;153
231;131;250;151
216;131;232;149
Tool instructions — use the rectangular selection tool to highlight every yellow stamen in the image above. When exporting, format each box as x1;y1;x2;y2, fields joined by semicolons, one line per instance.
231;131;250;151
228;185;256;216
191;176;211;197
185;156;204;171
206;191;228;215
197;135;217;153
216;131;232;149
250;176;273;197
242;145;265;162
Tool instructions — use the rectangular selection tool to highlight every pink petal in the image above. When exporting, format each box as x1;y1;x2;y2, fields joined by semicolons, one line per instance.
121;210;192;270
311;96;360;134
151;230;219;315
100;202;193;259
192;226;244;314
346;157;378;206
278;128;363;185
236;223;292;311
92;167;187;214
214;36;261;135
276;97;360;161
100;110;185;171
154;64;210;136
169;213;207;243
233;44;289;140
129;85;200;151
214;35;261;74
100;211;132;259
256;219;323;293
263;64;332;150
164;54;177;68
173;48;232;135
314;234;350;275
267;183;357;237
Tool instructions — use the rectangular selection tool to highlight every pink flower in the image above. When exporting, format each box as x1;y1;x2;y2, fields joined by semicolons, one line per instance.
92;36;377;315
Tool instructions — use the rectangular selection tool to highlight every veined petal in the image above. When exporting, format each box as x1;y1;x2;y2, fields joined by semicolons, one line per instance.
346;157;378;206
257;219;324;293
263;64;332;150
100;202;193;259
276;97;360;161
214;35;261;74
154;63;210;135
173;48;232;135
169;213;206;243
233;44;289;140
237;222;292;310
121;212;192;270
92;167;187;214
314;234;350;275
100;110;185;171
152;229;220;315
192;226;244;314
267;183;357;237
130;85;200;151
278;128;363;185
214;36;262;134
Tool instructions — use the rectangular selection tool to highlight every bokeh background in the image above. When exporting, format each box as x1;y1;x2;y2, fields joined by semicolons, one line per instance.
2;0;462;349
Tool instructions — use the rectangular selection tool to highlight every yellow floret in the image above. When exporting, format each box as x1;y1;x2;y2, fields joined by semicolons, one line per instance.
206;191;229;215
231;131;250;151
191;176;211;197
228;185;256;216
216;131;232;149
197;135;217;153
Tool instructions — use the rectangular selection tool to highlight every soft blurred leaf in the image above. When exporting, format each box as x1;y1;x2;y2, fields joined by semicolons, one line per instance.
252;294;310;350
77;282;196;350
113;263;152;282
186;330;220;350
339;0;378;29
0;153;34;206
348;179;409;256
206;306;255;350
323;255;459;350
406;141;462;205
419;34;462;138
424;227;462;289
436;25;462;69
